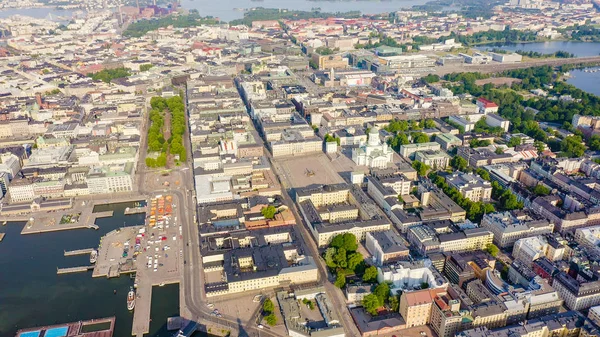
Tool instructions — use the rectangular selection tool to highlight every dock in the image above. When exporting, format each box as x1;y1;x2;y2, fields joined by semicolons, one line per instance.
124;206;147;215
57;265;95;275
93;226;143;278
64;248;95;256
132;277;153;337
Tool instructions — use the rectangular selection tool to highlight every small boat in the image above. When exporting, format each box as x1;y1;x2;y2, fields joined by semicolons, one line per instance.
127;287;136;311
159;282;165;287
90;249;98;264
2;221;7;225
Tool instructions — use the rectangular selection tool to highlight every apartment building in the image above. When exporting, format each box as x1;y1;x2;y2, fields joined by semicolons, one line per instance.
445;172;492;202
552;272;600;311
399;288;447;328
480;210;554;248
365;230;409;266
430;291;463;337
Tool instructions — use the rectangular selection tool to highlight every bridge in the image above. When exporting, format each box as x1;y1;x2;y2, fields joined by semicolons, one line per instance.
435;55;600;75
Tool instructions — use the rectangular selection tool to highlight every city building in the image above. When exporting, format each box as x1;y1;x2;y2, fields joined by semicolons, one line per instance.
445;172;492;202
399;288;447;328
414;150;452;170
399;142;441;160
365;230;409;266
480;210;554;248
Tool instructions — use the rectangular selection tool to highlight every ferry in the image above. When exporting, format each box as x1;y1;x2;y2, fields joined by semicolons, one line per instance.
127;287;136;311
90;249;98;264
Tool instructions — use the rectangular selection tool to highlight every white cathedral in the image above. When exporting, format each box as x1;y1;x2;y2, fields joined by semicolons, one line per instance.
352;127;393;168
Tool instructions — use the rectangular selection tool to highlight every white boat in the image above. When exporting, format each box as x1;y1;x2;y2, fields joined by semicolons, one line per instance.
90;249;98;264
159;282;165;287
127;287;136;311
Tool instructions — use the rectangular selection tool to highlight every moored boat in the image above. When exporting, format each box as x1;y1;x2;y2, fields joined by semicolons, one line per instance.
90;249;98;264
127;287;135;311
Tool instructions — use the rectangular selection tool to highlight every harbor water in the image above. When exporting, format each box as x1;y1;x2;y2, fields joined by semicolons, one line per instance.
0;202;184;337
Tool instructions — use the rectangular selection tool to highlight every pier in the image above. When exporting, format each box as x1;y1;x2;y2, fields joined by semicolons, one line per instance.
57;266;95;275
64;248;95;256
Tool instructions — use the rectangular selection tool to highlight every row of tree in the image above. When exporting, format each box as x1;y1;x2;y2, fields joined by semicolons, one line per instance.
261;298;277;326
87;67;131;83
145;96;187;168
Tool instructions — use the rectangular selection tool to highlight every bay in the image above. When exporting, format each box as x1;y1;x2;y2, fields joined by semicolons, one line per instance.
566;67;600;97
180;0;431;22
479;41;600;57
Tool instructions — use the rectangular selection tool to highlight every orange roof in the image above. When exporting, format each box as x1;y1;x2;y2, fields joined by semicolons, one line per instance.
405;288;446;306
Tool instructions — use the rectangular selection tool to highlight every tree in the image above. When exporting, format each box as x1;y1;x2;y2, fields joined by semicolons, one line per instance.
261;205;277;219
476;168;491;181
342;233;358;252
347;252;364;271
508;137;522;147
374;283;390;305
533;184;551;196
389;295;399;311
334;271;346;288
324;247;337;269
534;140;546;153
156;153;167;167
362;294;381;315
451;156;468;171
145;157;156;168
388;133;410;151
324;133;340;146
264;313;277;326
334;248;348;269
589;135;600;151
421;282;429;289
263;298;274;314
422;119;436;129
500;191;522;210
412;160;430;177
363;266;378;283
485;243;500;257
560;135;586;158
412;132;430;144
140;64;154;72
423;74;440;83
330;233;357;252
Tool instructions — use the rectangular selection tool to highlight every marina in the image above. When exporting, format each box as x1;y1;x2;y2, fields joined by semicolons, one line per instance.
15;317;115;337
0;203;146;337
